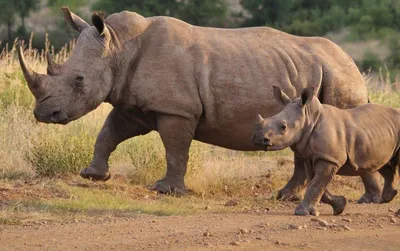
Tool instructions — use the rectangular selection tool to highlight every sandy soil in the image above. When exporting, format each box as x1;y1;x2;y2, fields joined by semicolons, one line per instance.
1;202;399;251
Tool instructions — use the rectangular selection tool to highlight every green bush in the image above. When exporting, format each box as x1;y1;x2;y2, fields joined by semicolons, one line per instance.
360;50;382;72
26;132;94;177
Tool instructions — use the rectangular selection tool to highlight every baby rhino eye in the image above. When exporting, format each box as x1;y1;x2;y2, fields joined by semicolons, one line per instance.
280;123;287;132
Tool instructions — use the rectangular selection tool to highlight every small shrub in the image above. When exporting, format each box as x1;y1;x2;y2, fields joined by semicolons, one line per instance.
126;132;166;185
27;132;94;177
360;50;382;72
125;132;206;186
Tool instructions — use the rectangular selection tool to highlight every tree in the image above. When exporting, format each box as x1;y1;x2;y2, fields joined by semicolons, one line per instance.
0;0;39;42
92;0;229;27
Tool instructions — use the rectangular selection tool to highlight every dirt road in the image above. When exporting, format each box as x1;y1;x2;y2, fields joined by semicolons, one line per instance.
1;202;399;251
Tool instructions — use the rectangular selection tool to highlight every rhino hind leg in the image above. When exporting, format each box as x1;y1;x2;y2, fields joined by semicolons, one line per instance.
321;189;347;215
378;165;399;203
277;153;307;201
153;115;196;196
357;172;383;204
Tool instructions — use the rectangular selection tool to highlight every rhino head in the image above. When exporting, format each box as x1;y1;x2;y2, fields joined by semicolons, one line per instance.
18;7;115;124
252;86;316;151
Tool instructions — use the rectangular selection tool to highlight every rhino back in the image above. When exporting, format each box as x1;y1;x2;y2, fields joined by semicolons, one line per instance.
108;15;365;150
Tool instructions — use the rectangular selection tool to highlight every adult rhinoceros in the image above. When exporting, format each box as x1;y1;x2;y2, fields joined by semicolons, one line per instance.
17;7;383;202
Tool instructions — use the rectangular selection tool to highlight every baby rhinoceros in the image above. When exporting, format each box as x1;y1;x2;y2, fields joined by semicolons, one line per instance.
252;86;399;216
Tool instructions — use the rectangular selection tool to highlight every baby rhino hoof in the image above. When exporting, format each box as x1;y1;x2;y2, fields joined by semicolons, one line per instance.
80;167;111;181
381;190;398;203
295;203;319;216
332;196;347;215
357;192;381;204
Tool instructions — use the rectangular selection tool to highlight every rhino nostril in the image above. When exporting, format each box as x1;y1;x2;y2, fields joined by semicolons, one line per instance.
263;137;270;145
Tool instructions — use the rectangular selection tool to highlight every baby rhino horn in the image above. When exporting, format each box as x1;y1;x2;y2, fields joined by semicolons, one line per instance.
256;114;264;123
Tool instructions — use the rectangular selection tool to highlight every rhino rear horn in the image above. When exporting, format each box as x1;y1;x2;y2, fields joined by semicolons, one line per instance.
46;52;61;75
17;43;42;97
273;85;292;106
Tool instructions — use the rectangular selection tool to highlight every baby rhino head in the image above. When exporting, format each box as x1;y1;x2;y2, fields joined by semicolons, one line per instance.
251;86;315;151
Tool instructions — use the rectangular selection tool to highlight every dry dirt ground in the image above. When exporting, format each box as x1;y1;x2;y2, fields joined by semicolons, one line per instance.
1;201;399;251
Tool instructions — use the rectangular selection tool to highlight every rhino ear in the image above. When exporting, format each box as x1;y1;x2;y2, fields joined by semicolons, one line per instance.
273;85;292;106
92;12;107;37
61;7;90;33
300;87;315;107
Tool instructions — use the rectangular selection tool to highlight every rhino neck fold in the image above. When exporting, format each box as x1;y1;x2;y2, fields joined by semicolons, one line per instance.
291;102;322;155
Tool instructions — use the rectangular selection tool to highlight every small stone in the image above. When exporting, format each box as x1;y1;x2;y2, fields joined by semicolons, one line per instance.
205;206;211;210
230;241;241;246
342;218;352;223
256;237;263;240
239;228;249;234
288;224;302;230
318;220;329;227
316;227;327;231
203;231;211;237
389;208;395;213
343;225;354;231
303;224;308;229
274;241;281;245
225;200;239;207
390;218;397;224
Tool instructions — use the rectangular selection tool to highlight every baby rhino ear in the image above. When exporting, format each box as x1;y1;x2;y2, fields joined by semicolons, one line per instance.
300;87;315;107
273;85;292;106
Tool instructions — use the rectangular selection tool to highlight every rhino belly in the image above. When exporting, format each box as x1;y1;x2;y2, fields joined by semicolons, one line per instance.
193;102;282;151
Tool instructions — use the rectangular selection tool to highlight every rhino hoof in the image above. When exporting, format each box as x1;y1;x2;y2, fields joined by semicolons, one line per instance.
357;193;381;204
80;167;111;181
277;189;302;201
332;196;347;215
151;180;190;197
381;190;398;204
295;203;319;216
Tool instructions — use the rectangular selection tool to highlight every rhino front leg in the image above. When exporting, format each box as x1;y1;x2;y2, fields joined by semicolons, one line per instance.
357;172;383;204
295;161;339;216
277;153;308;201
80;108;151;181
153;115;196;196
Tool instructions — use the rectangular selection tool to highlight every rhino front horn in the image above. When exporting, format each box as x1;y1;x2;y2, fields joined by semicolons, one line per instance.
46;52;61;75
17;43;41;95
256;114;264;123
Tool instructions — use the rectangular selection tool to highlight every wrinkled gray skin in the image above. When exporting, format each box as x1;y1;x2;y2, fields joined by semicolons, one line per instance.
18;7;383;200
252;86;399;215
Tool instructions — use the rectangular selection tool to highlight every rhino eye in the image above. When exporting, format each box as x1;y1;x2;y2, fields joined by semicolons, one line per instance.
76;76;84;82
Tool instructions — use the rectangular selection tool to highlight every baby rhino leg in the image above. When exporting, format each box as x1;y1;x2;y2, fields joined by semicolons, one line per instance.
379;165;399;203
321;189;347;215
